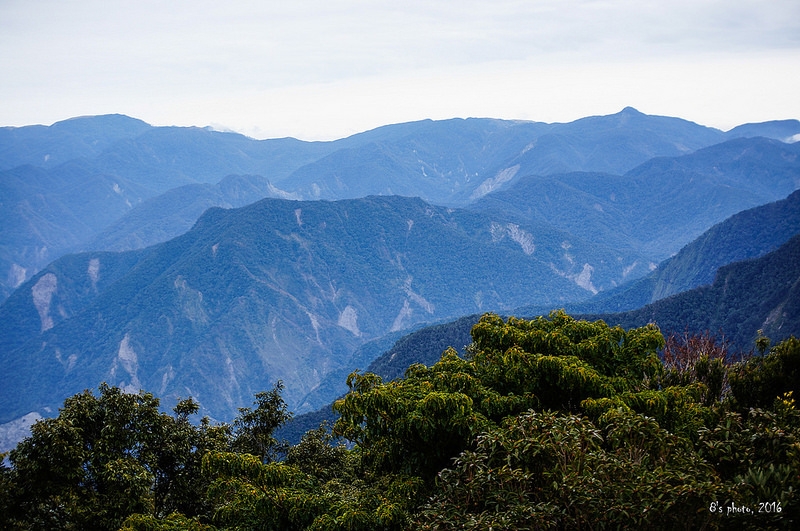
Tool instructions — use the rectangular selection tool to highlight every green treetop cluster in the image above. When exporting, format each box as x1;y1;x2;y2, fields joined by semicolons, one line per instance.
2;311;798;530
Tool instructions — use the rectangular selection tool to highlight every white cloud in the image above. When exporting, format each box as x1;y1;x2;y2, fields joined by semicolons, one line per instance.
0;0;798;138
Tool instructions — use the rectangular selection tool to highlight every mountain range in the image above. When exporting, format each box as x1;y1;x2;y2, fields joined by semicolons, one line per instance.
592;232;800;349
381;189;800;366
567;189;800;314
279;190;800;442
3;108;799;301
1;195;593;424
376;191;800;375
1;108;799;448
471;137;800;261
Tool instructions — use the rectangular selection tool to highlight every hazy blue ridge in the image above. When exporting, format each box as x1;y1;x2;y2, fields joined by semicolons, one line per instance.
536;189;800;315
0;114;152;171
471;136;800;262
92;126;334;193
3;110;797;303
283;108;731;206
581;232;800;350
725;119;800;142
0;161;152;299
86;174;296;252
0;117;345;300
0;195;594;424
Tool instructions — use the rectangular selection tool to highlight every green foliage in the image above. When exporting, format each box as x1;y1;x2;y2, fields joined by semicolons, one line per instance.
201;449;421;531
416;409;718;530
3;385;231;530
730;336;800;410
0;452;18;530
4;384;225;530
333;312;666;480
231;381;292;462
697;393;800;528
4;313;799;529
285;422;351;481
334;313;798;529
471;311;664;385
121;512;217;531
333;359;492;479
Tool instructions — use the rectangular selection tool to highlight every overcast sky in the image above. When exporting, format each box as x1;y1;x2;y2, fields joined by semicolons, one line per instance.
1;0;799;140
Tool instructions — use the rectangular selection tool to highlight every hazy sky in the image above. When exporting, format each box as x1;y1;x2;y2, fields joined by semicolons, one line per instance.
1;0;799;140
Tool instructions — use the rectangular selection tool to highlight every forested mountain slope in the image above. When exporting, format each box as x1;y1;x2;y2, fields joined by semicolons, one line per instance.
2;110;799;430
5;110;796;301
0;195;600;424
86;174;298;252
358;221;800;402
472;137;800;261
283;225;800;444
69;134;800;307
0;119;337;300
590;233;800;350
0;162;152;300
573;189;800;313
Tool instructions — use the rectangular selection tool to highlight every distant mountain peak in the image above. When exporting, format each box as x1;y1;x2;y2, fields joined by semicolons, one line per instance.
50;113;151;130
619;106;643;115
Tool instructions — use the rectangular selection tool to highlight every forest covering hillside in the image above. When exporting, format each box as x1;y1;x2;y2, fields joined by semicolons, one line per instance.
283;227;800;514
3;109;799;301
357;226;800;384
2;195;599;423
538;189;800;314
5;179;798;427
592;233;800;349
2;110;800;481
2;312;798;530
2;109;800;528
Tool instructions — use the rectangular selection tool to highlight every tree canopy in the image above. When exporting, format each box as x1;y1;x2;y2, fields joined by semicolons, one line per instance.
2;311;798;530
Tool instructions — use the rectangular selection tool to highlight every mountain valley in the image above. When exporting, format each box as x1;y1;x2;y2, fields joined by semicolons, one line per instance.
1;109;799;450
4;108;799;301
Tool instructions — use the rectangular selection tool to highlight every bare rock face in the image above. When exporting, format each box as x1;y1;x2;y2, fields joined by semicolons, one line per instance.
32;273;57;332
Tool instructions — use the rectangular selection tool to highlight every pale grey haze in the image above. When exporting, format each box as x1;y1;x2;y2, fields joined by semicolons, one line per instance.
1;0;799;140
